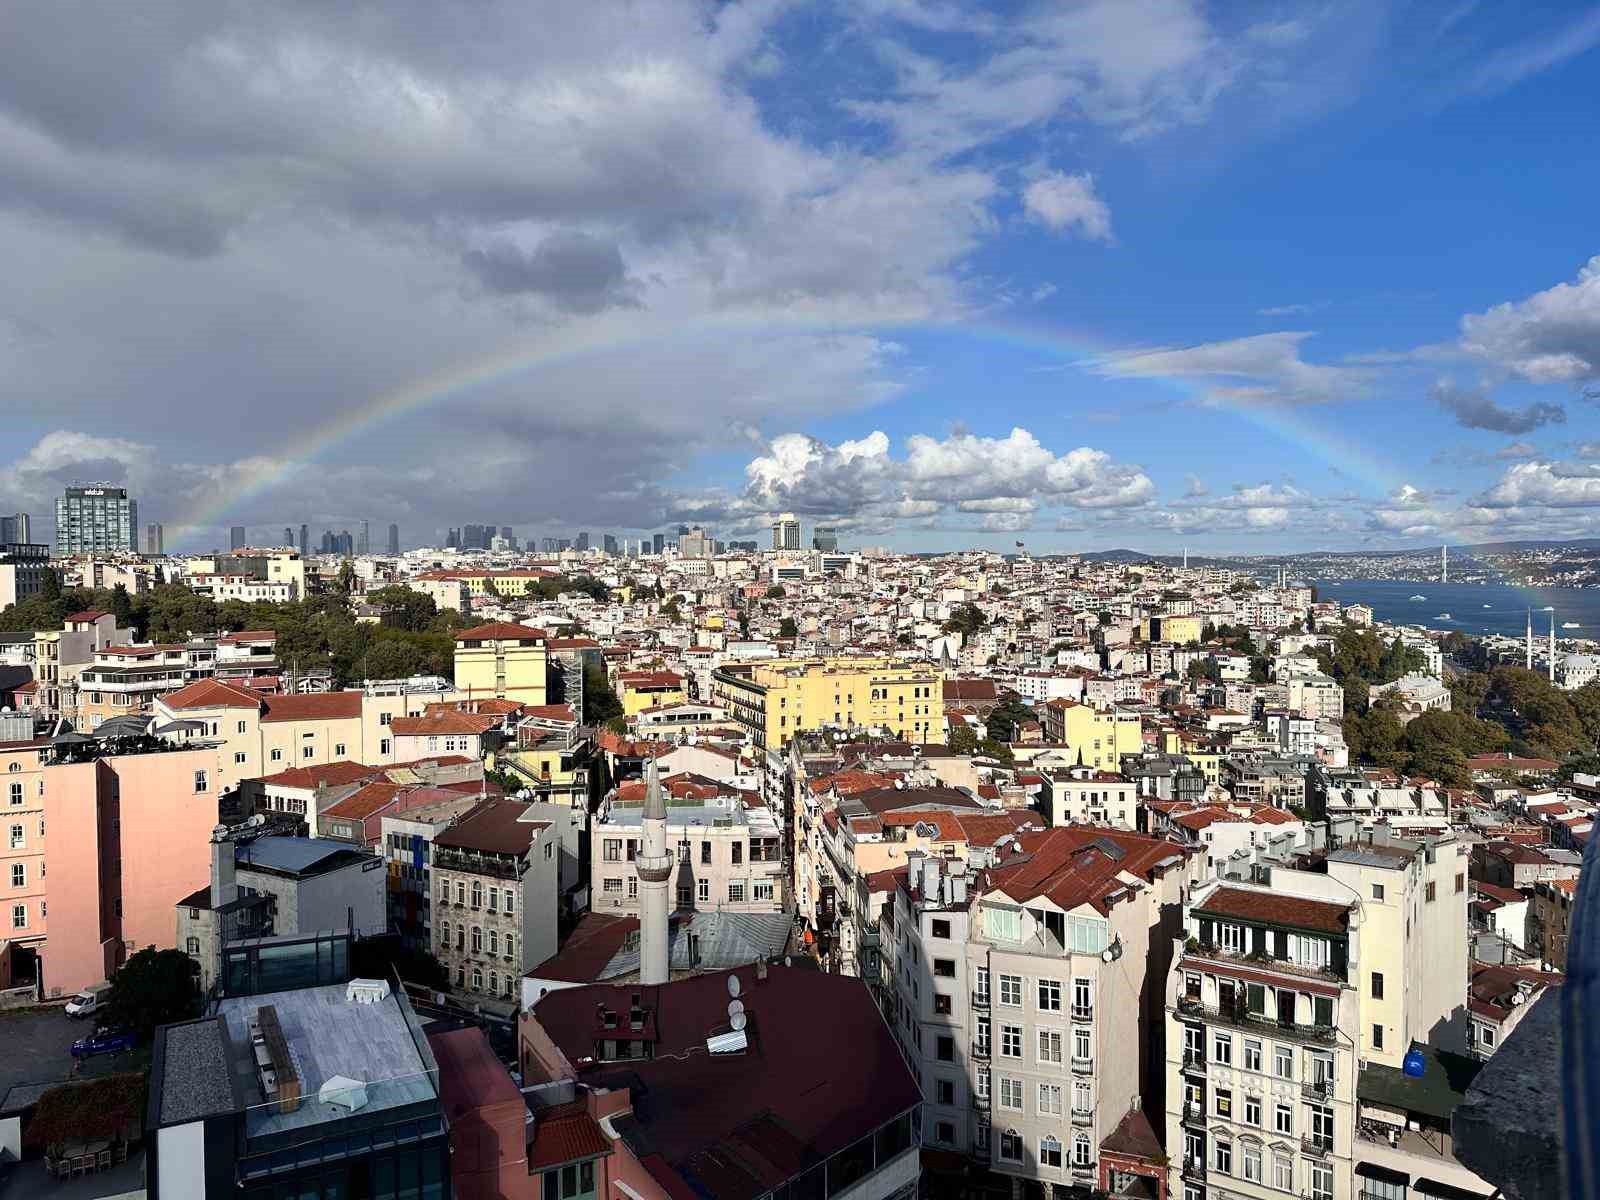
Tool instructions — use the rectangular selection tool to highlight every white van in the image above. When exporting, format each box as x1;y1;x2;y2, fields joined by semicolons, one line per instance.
64;982;111;1019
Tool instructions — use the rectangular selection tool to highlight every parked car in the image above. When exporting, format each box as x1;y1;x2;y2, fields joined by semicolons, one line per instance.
70;1030;136;1058
64;983;111;1019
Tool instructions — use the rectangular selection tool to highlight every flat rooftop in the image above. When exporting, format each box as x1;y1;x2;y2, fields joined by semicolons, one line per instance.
216;983;437;1137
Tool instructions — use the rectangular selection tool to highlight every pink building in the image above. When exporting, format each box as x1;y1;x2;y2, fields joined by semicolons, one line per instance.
2;738;221;998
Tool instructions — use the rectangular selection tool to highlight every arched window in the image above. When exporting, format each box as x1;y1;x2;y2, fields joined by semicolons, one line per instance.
488;930;498;956
471;881;484;909
7;762;19;773
505;934;515;961
471;926;483;953
471;967;483;991
1072;1133;1092;1167
488;971;498;995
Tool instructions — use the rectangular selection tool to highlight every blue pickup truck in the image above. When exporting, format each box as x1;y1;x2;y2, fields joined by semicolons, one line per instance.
70;1030;137;1058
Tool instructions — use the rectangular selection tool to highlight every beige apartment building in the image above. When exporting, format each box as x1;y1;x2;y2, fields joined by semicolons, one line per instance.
883;827;1200;1197
452;621;548;706
1039;768;1137;829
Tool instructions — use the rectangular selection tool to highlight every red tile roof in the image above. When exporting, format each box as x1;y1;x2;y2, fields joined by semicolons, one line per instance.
433;798;547;855
454;622;547;641
391;711;497;736
1194;886;1351;935
255;760;380;790
63;610;109;622
528;1100;613;1170
985;826;1186;915
159;678;262;710
218;629;276;643
427;1025;524;1115
529;913;639;984
260;691;363;722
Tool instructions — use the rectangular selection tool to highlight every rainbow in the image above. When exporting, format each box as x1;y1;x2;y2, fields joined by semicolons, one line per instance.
171;311;1411;541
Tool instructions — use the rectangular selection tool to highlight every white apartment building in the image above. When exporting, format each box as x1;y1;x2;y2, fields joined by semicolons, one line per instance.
1039;768;1137;829
590;793;785;917
883;827;1199;1196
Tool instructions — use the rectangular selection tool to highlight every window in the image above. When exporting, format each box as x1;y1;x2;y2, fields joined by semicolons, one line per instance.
1275;1044;1295;1079
1273;1151;1293;1191
1274;1103;1293;1135
1219;921;1244;952
988;906;1022;942
504;891;513;916
1426;880;1437;902
456;882;466;905
1073;1025;1092;1063
1072;1133;1092;1168
753;880;773;902
10;904;24;929
379;738;391;756
1244;1094;1261;1126
1373;1023;1385;1050
488;887;499;913
974;1017;990;1057
936;1036;954;1062
696;878;710;902
1371;971;1385;1000
334;742;346;757
1000;1024;1022;1058
974;966;990;1003
934;958;956;978
236;720;247;733
975;1071;990;1103
1040;1135;1062;1168
1072;976;1092;1018
933;1120;954;1144
1372;883;1385;900
1456;871;1466;893
1214;1087;1233;1119
1038;978;1062;1011
677;884;693;908
7;783;20;806
1214;1138;1232;1175
1242;1145;1262;1183
1038;1029;1063;1064
302;746;315;759
998;973;1023;1006
728;882;746;903
193;770;209;794
472;967;483;991
186;936;200;955
1477;1023;1498;1049
931;918;950;939
1213;1031;1233;1065
1039;1083;1063;1115
1310;1162;1333;1200
488;930;499;955
933;993;951;1015
999;1076;1024;1111
603;839;622;862
1309;1103;1335;1150
9;863;22;888
1244;1038;1263;1072
8;825;21;850
1073;1080;1093;1113
731;842;742;865
975;1121;990;1154
271;749;283;762
604;877;625;896
471;927;483;952
505;934;515;960
999;1130;1023;1162
937;1079;957;1108
471;881;484;909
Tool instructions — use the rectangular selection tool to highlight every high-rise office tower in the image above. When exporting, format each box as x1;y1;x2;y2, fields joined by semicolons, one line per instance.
462;523;485;550
575;532;590;551
812;526;839;552
602;533;618;555
145;523;164;555
284;526;294;549
651;533;666;555
56;485;137;556
771;512;801;550
388;523;400;555
230;525;246;550
357;520;370;556
500;526;513;544
0;513;32;544
679;527;711;558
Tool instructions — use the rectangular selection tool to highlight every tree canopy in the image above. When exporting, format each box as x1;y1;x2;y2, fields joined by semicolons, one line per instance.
101;947;199;1041
985;694;1036;743
943;602;987;637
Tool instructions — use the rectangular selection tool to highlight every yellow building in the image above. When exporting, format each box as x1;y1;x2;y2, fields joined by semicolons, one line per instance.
616;670;688;717
1040;699;1143;771
493;728;595;809
710;656;944;750
452;622;548;705
1160;729;1222;783
417;568;558;599
1141;613;1202;645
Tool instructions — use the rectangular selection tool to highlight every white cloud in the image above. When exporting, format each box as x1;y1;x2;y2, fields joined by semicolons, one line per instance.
1478;461;1600;509
1459;255;1600;383
1460;8;1600;97
1022;172;1113;242
1089;331;1370;406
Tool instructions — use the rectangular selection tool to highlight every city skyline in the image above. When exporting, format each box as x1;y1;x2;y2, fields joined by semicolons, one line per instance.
1;5;1599;556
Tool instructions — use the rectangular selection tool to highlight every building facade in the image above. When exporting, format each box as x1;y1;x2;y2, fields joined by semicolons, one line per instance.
711;656;945;750
55;485;137;555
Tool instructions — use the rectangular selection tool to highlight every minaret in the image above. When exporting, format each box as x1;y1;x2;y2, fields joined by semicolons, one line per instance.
635;757;673;986
1441;545;1448;584
1526;609;1533;670
1550;612;1557;683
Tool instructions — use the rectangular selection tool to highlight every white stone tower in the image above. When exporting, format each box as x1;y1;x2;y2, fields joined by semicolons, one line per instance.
636;757;674;985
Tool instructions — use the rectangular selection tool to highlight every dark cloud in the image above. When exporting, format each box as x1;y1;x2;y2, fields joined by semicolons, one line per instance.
463;233;636;312
1433;380;1565;434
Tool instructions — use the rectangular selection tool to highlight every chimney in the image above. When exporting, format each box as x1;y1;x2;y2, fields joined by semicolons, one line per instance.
210;824;237;909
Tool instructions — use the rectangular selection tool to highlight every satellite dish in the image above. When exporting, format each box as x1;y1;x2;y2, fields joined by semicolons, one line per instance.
730;1011;748;1032
728;974;742;998
729;999;745;1019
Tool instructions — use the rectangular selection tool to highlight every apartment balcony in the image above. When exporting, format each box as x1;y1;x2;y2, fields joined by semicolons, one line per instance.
1181;1156;1207;1181
1301;1136;1333;1160
1071;1108;1093;1127
1181;1049;1207;1075
973;1093;989;1111
1180;1101;1206;1128
1175;994;1337;1046
1301;1079;1335;1103
972;1043;990;1062
1070;1055;1093;1074
1070;1004;1093;1022
972;990;990;1009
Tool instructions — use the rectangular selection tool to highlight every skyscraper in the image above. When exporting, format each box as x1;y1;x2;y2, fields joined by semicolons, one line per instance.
145;523;164;555
602;533;618;555
652;532;666;555
284;526;294;549
387;523;400;555
230;525;246;550
462;523;486;550
298;524;309;558
812;526;838;552
0;513;32;544
771;512;801;550
575;531;590;551
56;485;137;556
679;526;711;558
357;520;370;556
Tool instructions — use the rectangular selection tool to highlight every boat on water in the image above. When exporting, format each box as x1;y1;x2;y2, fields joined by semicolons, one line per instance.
1564;622;1581;630
1483;604;1492;608
1409;594;1426;601
1437;613;1453;620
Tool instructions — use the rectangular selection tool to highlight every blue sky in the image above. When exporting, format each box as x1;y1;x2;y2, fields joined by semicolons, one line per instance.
2;1;1599;552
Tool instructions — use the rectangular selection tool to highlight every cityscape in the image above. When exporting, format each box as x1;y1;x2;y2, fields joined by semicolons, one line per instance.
1;5;1598;1200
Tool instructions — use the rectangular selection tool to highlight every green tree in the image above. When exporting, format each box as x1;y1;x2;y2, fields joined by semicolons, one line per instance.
948;725;979;755
365;585;439;632
109;583;134;628
1248;656;1270;684
40;565;62;603
764;584;786;599
101;947;199;1040
1187;659;1221;684
943;602;987;637
779;617;799;638
335;560;357;598
583;664;624;725
985;694;1036;743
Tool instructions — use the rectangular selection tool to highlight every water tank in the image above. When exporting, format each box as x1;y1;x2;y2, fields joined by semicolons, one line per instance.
1402;1048;1426;1078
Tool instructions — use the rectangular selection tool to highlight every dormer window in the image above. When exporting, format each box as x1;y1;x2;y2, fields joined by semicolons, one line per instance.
1219;922;1244;953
